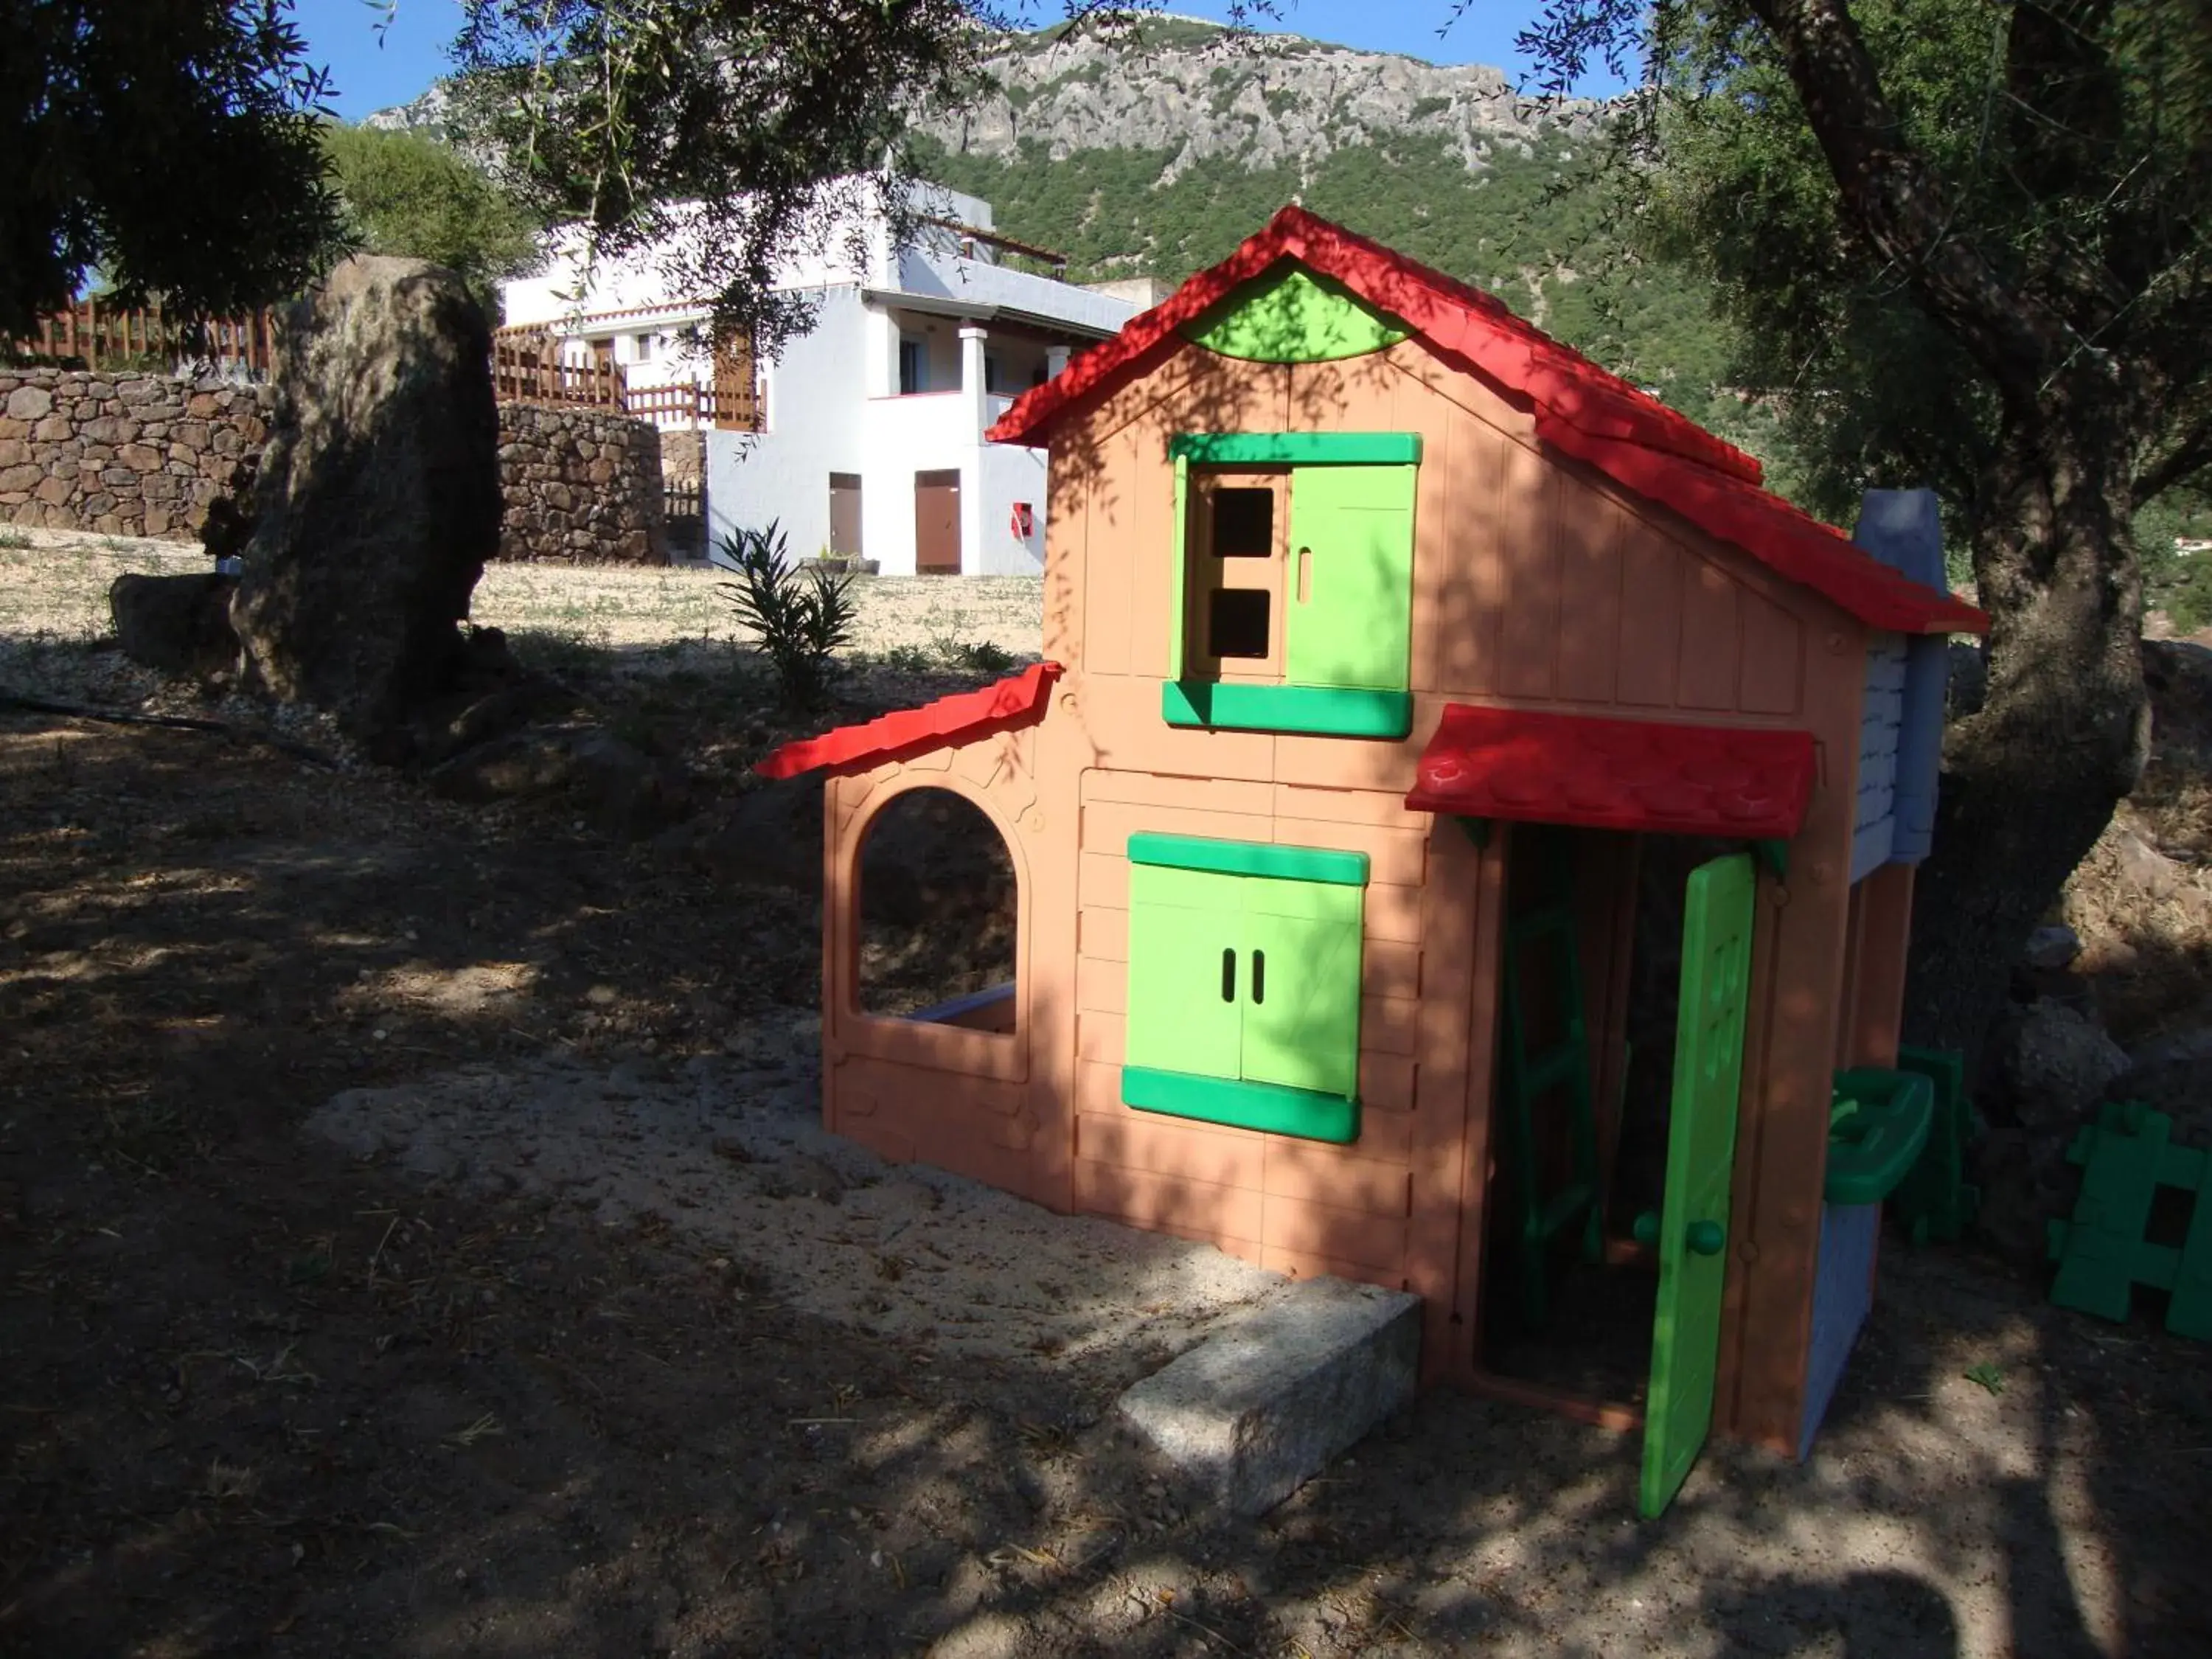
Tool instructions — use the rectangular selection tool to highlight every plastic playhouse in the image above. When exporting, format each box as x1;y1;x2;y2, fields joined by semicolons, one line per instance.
759;208;1988;1514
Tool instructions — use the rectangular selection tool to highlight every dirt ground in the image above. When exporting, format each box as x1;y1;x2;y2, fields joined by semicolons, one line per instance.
4;537;2211;1658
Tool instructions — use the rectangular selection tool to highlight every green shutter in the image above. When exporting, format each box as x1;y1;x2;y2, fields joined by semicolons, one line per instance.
1120;846;1366;1144
1124;864;1246;1083
1284;464;1417;691
1239;876;1363;1098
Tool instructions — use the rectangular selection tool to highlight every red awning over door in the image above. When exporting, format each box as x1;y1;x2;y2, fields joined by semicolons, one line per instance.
1405;704;1817;840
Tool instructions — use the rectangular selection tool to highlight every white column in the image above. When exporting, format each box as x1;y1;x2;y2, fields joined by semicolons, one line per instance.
1046;344;1071;380
959;325;990;428
959;326;990;576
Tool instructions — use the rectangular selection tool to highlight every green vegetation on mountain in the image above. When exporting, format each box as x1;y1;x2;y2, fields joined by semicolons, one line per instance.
905;128;1792;479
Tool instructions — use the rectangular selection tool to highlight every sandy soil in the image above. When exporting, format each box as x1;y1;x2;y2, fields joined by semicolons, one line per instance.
0;526;1045;665
2;546;2209;1658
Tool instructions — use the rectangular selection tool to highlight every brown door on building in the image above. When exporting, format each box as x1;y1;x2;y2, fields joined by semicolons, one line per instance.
830;473;863;557
914;469;961;574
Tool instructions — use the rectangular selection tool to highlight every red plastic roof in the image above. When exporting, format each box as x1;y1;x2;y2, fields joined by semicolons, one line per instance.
753;661;1062;780
989;205;1988;639
1405;704;1818;840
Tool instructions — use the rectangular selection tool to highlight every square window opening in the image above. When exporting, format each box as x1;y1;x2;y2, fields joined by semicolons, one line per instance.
1212;487;1275;557
1208;589;1271;659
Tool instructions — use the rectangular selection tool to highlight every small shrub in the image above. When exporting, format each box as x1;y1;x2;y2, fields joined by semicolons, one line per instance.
0;528;31;550
717;520;857;709
936;637;1016;675
877;643;934;673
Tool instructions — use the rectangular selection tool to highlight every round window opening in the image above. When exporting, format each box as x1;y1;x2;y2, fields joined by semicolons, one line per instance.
854;787;1020;1032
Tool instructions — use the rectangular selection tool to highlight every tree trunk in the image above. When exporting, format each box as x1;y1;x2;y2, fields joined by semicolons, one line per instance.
1902;414;2149;1065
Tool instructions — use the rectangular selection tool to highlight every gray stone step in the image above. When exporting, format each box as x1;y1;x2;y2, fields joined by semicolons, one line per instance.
1116;1276;1421;1517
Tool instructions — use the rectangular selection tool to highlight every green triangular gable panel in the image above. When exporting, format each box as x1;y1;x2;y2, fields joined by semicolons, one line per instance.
1181;262;1411;364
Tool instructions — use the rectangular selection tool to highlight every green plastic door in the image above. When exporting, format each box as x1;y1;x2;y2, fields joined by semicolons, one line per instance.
1639;852;1757;1519
1284;465;1416;690
1125;864;1245;1082
1239;876;1363;1097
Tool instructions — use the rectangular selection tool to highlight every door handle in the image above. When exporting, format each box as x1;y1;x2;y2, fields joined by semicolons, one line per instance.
1252;950;1265;1005
1296;546;1312;604
1632;1211;1726;1256
1221;947;1236;1002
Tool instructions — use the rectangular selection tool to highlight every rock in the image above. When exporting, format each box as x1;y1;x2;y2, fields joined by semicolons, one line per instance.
1116;1276;1421;1517
2022;925;2082;972
423;678;570;765
427;728;579;803
428;724;690;839
2112;826;2186;900
1992;999;2130;1131
568;728;691;838
108;572;239;675
1972;1126;2079;1267
6;385;52;422
654;776;824;891
231;254;501;737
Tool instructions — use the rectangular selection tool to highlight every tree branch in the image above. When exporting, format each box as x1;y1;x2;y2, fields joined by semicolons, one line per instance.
2135;422;2212;505
1741;0;2081;414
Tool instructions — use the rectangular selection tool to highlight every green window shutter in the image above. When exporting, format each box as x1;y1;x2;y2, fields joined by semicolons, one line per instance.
1238;876;1363;1098
1121;844;1368;1143
1168;453;1189;682
1124;864;1245;1082
1284;464;1417;691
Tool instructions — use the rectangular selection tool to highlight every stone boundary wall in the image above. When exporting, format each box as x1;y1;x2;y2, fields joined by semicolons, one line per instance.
0;369;269;538
0;369;669;564
496;402;667;565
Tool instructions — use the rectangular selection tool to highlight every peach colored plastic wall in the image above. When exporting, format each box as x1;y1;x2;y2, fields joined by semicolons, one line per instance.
818;329;1882;1452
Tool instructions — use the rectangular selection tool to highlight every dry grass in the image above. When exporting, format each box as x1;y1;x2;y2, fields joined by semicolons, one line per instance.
0;526;1045;689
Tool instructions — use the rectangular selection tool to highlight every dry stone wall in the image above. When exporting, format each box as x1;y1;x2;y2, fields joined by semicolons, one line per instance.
0;369;269;538
1;369;667;564
496;403;666;565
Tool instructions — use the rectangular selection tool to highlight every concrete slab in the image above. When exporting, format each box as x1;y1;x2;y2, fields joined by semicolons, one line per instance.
1115;1276;1422;1517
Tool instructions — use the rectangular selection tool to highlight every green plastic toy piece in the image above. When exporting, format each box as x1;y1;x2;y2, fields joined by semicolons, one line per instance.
1121;1066;1361;1143
1161;680;1414;738
1284;462;1417;692
1169;431;1422;466
1181;262;1412;363
1121;852;1366;1145
1641;851;1756;1520
1891;1045;1978;1243
2048;1101;2212;1340
1824;1069;1935;1206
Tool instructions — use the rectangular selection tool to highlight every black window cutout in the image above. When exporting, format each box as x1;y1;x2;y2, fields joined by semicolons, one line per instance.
1208;588;1271;659
1211;487;1274;558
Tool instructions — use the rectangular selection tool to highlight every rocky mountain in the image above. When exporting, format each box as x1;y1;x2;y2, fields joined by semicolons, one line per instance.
363;19;1756;442
925;16;1596;181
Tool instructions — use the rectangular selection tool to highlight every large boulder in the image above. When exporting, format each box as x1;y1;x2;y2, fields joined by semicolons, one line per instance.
231;254;501;737
110;572;238;675
1989;998;2131;1133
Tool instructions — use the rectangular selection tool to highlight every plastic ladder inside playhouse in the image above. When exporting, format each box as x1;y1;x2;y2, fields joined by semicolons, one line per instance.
1497;829;1603;1329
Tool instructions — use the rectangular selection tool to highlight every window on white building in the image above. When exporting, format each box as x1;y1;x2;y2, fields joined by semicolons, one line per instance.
898;336;925;395
634;330;656;364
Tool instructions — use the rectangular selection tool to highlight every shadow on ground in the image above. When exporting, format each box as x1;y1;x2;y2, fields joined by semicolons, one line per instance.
3;664;2208;1658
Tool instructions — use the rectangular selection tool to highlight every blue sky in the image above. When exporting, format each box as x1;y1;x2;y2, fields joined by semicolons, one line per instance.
296;1;1579;123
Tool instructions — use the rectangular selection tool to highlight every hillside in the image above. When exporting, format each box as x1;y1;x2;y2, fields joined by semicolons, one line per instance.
369;18;1770;462
899;21;1767;458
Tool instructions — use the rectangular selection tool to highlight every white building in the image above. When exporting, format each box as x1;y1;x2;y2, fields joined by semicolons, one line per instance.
498;182;1143;576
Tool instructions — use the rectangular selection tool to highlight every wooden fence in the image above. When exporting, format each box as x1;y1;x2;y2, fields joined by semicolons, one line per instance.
7;301;278;375
13;304;759;432
490;324;759;431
